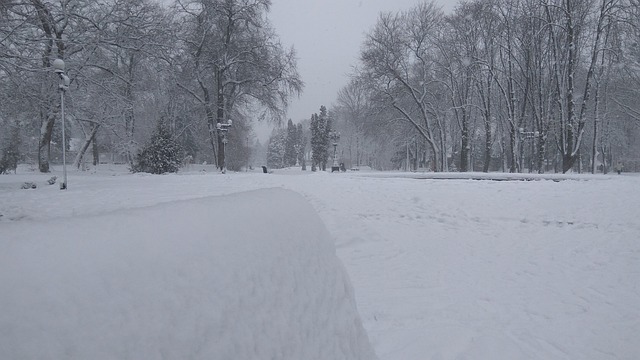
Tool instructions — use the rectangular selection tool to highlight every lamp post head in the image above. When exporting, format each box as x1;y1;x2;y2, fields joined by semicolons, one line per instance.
61;74;70;87
53;59;65;74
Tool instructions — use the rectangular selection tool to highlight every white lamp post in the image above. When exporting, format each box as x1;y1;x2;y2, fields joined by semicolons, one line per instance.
330;130;340;172
52;59;70;190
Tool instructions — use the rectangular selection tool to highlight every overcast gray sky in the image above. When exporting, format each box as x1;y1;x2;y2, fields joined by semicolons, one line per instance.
268;0;459;123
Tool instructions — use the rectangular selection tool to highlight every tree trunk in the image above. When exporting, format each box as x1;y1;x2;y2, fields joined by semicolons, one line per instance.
38;110;56;173
460;108;469;172
481;62;494;173
562;0;577;173
124;55;136;168
414;138;419;171
483;122;492;173
216;68;225;170
73;124;100;169
562;0;611;173
591;87;600;174
92;134;99;166
537;129;547;174
601;144;608;174
509;125;517;173
205;104;218;166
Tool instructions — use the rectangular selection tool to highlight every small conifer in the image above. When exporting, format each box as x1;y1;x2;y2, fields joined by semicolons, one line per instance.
131;121;182;174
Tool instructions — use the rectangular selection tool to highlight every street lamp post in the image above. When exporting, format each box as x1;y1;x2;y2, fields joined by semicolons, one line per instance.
53;59;70;190
216;119;233;173
330;130;340;172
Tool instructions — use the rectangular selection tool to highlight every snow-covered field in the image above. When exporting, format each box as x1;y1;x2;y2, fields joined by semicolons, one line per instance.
1;164;639;360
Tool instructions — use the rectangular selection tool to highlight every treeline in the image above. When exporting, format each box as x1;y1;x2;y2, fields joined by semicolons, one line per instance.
267;105;339;171
267;119;305;170
333;0;640;173
0;0;302;173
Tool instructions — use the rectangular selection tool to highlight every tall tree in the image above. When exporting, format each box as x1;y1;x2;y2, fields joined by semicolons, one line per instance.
266;127;286;168
295;123;306;169
310;106;332;171
174;0;302;170
472;0;501;172
73;0;174;168
0;0;77;172
544;0;621;173
335;78;373;169
439;1;483;172
283;119;298;166
360;3;448;171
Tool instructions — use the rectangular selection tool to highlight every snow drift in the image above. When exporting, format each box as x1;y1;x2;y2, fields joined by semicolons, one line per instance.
0;188;377;360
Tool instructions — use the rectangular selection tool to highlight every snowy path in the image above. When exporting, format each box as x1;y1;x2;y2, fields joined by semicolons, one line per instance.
1;188;376;360
1;166;639;359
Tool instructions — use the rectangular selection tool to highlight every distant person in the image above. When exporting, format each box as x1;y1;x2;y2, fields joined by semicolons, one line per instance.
615;161;623;175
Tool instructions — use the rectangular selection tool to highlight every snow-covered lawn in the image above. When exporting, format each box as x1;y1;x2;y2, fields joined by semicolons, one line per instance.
1;165;639;359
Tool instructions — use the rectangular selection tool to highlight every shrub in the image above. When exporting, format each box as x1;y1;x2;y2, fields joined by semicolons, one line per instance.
131;122;182;174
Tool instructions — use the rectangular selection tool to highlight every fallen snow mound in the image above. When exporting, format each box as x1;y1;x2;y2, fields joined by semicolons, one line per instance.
0;188;377;360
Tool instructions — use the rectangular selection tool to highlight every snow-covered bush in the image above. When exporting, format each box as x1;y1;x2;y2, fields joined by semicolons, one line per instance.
131;122;182;174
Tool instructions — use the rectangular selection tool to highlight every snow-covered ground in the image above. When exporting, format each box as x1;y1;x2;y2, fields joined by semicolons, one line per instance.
1;165;639;359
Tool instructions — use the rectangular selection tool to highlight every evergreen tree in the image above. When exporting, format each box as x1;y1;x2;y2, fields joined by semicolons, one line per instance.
296;123;306;170
310;113;320;170
266;128;286;169
310;105;332;171
131;121;182;174
320;106;332;170
283;119;298;167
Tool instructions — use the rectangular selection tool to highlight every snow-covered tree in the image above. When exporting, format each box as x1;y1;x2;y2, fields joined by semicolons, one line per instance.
174;0;303;170
310;106;332;171
296;123;306;169
267;128;286;169
284;119;298;167
131;121;182;174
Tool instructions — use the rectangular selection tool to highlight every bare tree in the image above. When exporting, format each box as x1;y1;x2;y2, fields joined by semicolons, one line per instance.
71;0;175;168
438;1;487;172
469;0;502;172
174;0;302;170
0;0;73;172
360;2;448;171
544;0;621;173
335;78;372;169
